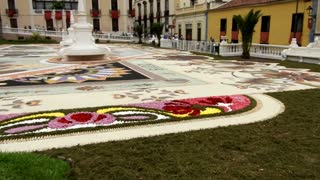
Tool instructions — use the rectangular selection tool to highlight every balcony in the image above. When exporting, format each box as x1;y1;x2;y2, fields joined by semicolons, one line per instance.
128;9;135;17
5;9;18;17
90;9;101;17
110;9;120;19
164;10;169;17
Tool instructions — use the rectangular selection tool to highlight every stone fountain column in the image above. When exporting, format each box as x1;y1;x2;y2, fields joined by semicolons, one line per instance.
60;10;75;46
59;0;110;61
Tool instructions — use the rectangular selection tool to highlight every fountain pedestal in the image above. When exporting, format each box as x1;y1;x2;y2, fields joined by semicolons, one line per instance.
59;0;110;61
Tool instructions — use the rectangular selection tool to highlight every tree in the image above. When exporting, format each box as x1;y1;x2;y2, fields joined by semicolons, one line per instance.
52;1;65;9
233;9;262;59
151;23;164;47
134;24;143;44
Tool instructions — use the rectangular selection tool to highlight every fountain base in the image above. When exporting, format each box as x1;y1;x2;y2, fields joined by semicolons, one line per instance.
48;55;121;64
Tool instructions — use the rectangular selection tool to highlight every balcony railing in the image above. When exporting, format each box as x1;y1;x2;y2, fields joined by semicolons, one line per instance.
90;9;101;17
110;9;120;19
6;9;18;17
159;39;289;60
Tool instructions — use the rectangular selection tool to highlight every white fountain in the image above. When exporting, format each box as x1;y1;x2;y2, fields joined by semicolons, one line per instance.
60;10;75;46
58;0;111;62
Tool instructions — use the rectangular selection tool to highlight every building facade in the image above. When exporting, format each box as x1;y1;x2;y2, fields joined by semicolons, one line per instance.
0;0;135;33
134;0;176;35
207;0;313;46
175;0;229;41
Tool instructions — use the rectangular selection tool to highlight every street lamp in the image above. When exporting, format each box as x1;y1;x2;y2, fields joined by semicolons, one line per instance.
306;5;313;17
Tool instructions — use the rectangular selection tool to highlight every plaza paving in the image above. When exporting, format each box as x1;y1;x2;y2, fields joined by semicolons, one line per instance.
0;44;319;151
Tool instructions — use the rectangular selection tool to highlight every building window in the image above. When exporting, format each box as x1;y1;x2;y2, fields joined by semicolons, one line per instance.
7;0;16;9
290;13;304;46
220;18;227;41
143;1;147;16
197;23;201;41
111;0;118;10
92;0;99;10
186;23;192;40
178;24;182;39
190;0;197;6
231;18;239;43
149;0;153;13
10;18;18;28
129;0;133;11
46;19;54;30
165;0;169;10
32;0;78;10
112;19;119;32
93;18;100;31
260;16;270;44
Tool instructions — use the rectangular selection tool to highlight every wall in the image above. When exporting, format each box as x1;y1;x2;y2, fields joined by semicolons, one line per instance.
176;13;206;40
207;0;312;46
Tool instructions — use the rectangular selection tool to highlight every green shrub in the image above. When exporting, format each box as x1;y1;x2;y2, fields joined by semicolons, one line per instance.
30;32;43;41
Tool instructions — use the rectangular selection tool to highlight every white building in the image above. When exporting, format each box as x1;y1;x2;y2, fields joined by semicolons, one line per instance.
134;0;176;35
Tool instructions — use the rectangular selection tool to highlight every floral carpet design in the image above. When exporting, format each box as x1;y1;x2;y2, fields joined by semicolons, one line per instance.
0;95;251;138
0;62;149;87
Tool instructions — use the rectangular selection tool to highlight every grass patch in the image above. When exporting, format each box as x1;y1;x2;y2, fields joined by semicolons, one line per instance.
41;89;320;179
0;153;71;180
0;39;58;45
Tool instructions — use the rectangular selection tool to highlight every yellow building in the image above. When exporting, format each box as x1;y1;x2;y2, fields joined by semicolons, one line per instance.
207;0;312;46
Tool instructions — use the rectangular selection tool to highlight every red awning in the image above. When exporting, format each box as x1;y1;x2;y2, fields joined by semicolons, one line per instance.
92;9;100;17
55;11;62;20
231;31;239;41
45;10;52;20
260;32;269;44
111;10;119;19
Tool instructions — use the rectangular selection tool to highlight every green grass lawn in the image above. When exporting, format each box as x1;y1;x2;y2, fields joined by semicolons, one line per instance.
39;88;320;179
0;153;71;180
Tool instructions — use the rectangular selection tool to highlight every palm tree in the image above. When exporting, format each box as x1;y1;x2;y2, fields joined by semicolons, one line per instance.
151;23;164;47
134;24;143;44
233;9;262;59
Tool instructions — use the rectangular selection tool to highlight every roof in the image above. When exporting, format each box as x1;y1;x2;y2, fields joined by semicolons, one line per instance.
215;0;290;10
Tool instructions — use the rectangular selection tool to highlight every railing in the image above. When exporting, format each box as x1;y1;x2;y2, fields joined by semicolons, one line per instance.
161;39;218;54
93;33;135;42
2;27;135;42
160;39;289;60
219;43;288;60
2;27;67;37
